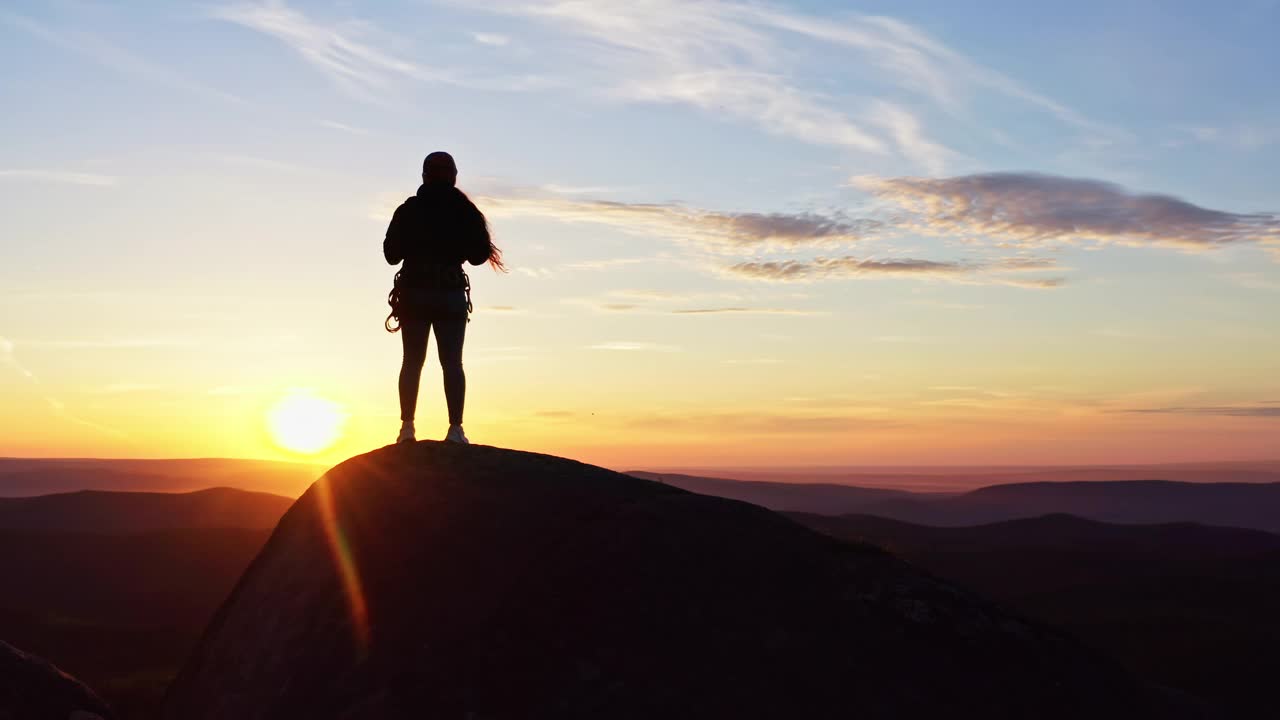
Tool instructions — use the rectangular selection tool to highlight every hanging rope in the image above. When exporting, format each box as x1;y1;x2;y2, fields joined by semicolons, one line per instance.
385;270;404;333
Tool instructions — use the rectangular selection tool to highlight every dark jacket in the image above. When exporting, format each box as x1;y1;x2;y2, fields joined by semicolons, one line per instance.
383;184;491;287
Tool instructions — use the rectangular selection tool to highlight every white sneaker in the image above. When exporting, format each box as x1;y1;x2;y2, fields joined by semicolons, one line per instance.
444;424;469;444
396;422;416;444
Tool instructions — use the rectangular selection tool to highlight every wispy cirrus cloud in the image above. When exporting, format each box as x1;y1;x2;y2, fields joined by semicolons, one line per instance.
472;32;510;47
0;169;118;187
1;337;132;440
857;172;1280;252
485;173;1279;286
576;303;818;316
482;193;875;252
16;337;201;349
724;255;1065;287
211;1;1107;172
867;100;956;176
624;411;901;434
211;1;451;95
1;9;242;105
484;190;1064;287
465;1;1106;172
0;336;34;379
742;9;1105;134
561;257;653;271
318;119;367;135
565;288;819;315
671;307;821;315
504;0;884;156
1127;404;1280;418
90;383;163;395
1183;124;1280;151
43;398;132;440
589;341;681;352
1221;272;1280;291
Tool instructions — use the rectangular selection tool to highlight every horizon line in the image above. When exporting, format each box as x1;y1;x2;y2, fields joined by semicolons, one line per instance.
4;453;1279;472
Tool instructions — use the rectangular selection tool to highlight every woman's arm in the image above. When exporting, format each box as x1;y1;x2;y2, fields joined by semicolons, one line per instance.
383;200;412;265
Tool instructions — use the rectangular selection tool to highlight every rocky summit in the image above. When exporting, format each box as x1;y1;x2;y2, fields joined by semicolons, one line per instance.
163;442;1182;719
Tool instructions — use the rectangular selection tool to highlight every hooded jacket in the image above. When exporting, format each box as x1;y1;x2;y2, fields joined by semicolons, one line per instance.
383;183;491;287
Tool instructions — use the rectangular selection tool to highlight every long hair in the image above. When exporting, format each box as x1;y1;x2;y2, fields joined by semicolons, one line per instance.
424;151;506;272
476;203;506;273
449;186;506;273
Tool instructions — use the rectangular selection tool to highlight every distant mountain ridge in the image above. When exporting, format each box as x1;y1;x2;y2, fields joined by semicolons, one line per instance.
0;457;321;497
633;471;1280;532
626;471;930;513
3;460;1274;717
792;511;1280;556
641;460;1280;490
0;487;293;532
867;480;1280;532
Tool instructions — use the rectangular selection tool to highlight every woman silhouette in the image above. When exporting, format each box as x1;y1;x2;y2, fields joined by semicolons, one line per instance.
383;151;504;444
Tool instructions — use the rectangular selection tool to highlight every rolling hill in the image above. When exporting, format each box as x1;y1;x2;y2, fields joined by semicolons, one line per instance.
0;458;321;498
791;512;1280;718
0;487;293;718
0;487;292;532
6;459;1275;717
635;471;1280;532
627;470;933;513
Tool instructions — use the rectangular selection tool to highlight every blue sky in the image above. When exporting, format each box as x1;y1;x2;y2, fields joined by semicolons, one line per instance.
2;0;1278;466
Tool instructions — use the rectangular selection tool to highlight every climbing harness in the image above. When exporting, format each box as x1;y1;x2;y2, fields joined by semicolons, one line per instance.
385;267;473;333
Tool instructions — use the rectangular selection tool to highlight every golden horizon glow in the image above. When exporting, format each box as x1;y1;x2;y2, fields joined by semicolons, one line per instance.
266;391;346;456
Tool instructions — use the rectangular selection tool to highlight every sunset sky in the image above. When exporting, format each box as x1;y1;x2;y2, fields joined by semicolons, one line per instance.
2;0;1278;469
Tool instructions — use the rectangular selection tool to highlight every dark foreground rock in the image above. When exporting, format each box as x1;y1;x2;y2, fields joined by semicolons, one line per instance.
163;442;1187;719
0;639;113;720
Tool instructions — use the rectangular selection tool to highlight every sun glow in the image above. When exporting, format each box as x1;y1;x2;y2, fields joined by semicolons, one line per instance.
267;391;346;454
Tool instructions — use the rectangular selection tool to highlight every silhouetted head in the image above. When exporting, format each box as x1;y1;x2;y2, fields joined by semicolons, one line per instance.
422;151;458;187
418;150;507;273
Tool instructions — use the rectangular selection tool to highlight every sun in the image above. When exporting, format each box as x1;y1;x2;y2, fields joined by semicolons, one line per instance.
267;391;346;455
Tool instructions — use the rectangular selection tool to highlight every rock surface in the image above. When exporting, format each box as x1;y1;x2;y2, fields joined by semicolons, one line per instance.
163;442;1183;719
0;639;113;720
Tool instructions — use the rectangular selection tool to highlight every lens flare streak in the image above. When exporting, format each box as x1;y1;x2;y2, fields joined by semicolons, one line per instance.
314;476;371;655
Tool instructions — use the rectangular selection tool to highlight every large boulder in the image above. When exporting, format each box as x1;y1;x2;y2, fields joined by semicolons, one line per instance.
0;640;113;720
163;442;1181;719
